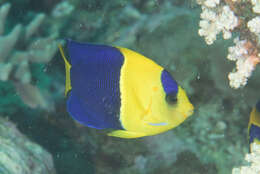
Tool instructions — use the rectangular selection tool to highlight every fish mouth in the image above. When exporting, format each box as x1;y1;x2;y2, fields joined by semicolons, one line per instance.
187;107;194;116
182;106;194;118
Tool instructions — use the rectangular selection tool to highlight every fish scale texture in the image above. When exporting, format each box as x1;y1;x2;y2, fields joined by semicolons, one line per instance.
67;40;124;129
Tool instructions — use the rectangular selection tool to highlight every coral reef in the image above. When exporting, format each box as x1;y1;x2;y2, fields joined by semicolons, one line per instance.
43;1;258;173
175;97;249;174
0;116;56;174
197;0;260;88
66;1;191;47
0;3;60;110
51;1;75;18
1;1;259;174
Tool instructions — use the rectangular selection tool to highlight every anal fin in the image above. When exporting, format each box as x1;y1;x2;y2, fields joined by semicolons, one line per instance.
108;130;147;138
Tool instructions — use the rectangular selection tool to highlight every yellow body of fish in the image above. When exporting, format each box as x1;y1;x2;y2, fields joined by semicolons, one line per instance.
108;47;194;138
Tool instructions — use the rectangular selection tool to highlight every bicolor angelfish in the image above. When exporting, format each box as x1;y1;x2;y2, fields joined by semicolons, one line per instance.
59;40;194;138
248;100;260;150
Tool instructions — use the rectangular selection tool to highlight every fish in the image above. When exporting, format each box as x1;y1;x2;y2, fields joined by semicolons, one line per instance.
58;39;194;138
248;100;260;150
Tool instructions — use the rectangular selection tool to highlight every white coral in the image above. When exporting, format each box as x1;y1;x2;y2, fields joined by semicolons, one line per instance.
218;6;238;38
197;0;220;7
232;143;260;174
197;0;260;89
227;38;257;88
198;5;238;45
227;38;248;61
204;0;220;8
251;0;260;14
228;58;255;88
247;16;260;34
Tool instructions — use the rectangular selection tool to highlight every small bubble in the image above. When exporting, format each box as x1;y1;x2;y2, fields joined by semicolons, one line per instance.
216;121;227;131
197;74;200;80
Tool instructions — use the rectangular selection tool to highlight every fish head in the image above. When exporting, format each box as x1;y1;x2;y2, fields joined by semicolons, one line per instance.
159;70;194;127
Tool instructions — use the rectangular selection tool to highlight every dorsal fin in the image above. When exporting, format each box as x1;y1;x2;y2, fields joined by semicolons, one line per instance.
58;44;72;96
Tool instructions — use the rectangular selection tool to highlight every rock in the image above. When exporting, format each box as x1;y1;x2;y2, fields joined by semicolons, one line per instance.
0;117;56;174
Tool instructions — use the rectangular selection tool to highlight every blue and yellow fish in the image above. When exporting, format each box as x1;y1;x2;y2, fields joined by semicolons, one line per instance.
59;40;194;138
248;100;260;150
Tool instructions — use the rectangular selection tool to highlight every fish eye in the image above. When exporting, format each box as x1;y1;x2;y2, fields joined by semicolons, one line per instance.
165;92;177;104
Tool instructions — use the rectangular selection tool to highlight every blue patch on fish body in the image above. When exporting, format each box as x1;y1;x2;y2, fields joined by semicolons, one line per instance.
161;70;178;95
249;124;260;144
66;40;124;129
161;70;178;105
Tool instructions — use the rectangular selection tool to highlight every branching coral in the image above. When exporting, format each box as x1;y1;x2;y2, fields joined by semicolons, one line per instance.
66;1;191;48
0;3;60;109
197;0;260;89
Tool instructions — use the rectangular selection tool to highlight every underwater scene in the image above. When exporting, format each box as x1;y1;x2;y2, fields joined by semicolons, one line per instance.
1;0;260;173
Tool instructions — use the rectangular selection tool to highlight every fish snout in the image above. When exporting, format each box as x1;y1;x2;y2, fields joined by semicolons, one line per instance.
187;108;194;117
187;104;194;116
182;105;194;118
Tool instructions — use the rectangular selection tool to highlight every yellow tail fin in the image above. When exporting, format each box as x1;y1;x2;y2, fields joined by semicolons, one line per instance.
58;44;72;96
